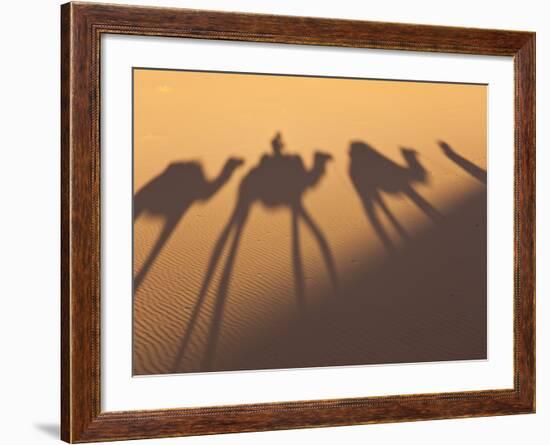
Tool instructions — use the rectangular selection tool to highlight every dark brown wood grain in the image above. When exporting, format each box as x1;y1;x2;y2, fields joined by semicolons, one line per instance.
61;2;536;442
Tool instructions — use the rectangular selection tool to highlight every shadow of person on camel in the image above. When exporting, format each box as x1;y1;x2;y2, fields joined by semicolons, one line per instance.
173;132;339;371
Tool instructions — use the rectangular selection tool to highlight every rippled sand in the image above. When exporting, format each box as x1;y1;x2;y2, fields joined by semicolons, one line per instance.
132;70;487;375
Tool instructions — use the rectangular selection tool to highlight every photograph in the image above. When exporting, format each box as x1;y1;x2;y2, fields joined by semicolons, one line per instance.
40;1;538;443
132;68;488;375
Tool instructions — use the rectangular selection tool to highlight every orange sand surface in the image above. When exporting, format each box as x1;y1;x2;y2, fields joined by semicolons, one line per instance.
133;69;487;375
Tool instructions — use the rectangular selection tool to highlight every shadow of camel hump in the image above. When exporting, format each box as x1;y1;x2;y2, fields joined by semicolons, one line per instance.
133;157;244;295
173;132;339;372
349;141;443;251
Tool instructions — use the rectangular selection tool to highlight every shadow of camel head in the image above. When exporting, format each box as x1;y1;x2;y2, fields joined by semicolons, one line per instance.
301;150;333;193
310;150;333;180
313;150;333;164
438;140;453;155
224;157;245;171
400;147;418;160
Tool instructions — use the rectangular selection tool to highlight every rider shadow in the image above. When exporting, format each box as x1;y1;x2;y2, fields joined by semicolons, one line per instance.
173;133;339;371
133;158;244;295
221;143;487;371
349;141;443;252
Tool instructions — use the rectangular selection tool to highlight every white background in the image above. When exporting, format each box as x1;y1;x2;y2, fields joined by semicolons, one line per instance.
0;0;546;444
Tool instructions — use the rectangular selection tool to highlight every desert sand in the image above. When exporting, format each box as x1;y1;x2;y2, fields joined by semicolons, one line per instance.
132;69;487;375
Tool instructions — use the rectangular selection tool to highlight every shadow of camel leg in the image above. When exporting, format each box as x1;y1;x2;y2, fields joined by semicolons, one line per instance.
134;216;180;294
171;206;243;372
291;206;306;313
374;194;410;242
362;197;395;251
201;208;249;371
297;205;340;294
403;186;444;222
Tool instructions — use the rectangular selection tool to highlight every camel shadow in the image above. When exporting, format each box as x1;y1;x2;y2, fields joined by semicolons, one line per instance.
219;142;488;372
173;133;339;372
133;157;244;296
439;140;487;185
349;141;443;251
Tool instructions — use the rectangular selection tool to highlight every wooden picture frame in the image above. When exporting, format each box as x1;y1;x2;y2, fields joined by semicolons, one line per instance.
61;2;535;442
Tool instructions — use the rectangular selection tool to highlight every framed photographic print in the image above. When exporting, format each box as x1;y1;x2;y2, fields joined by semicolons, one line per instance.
61;2;535;442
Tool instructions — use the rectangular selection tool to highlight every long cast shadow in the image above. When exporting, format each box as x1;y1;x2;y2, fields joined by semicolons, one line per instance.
169;139;488;373
349;141;443;252
439;140;487;185
222;188;487;371
133;158;243;295
172;133;339;372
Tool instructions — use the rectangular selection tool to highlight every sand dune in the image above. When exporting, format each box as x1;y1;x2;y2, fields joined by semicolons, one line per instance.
132;69;487;375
